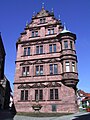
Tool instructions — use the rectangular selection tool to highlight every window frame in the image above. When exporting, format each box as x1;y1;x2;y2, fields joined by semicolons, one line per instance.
20;90;28;101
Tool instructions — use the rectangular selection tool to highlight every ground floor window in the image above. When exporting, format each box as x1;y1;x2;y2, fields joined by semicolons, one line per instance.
35;89;43;101
52;104;57;111
50;89;58;100
20;90;28;101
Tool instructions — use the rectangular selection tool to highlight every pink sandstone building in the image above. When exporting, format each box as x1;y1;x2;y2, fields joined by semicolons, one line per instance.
13;7;79;113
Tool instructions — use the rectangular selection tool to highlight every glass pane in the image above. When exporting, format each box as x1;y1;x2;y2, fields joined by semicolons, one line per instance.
35;90;38;101
24;48;27;55
64;41;68;49
27;47;30;55
55;89;58;99
52;104;56;111
36;46;39;54
26;66;29;75
65;62;70;72
50;89;54;100
40;46;43;54
32;31;34;37
48;29;51;34
53;44;56;52
25;90;28;100
70;41;73;49
40;65;43;75
50;64;53;74
54;64;58;74
36;66;39;75
22;67;26;76
35;31;38;36
51;29;54;34
72;62;75;72
49;45;52;53
39;90;43;100
21;90;24;100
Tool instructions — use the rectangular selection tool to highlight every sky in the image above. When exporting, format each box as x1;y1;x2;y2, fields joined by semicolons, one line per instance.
0;0;90;93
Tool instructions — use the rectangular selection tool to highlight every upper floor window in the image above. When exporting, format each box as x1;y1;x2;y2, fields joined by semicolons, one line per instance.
21;90;28;101
24;47;30;56
40;18;46;24
32;31;38;37
70;41;73;49
36;45;43;54
50;64;58;75
22;66;29;76
49;44;56;53
64;41;68;49
35;89;43;101
36;65;43;75
72;62;75;72
65;62;70;72
48;28;54;35
50;89;58;100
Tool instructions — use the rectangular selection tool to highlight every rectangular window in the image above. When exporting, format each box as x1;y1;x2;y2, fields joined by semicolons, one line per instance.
72;62;75;72
48;29;54;35
24;48;27;56
21;90;28;101
48;29;51;34
24;47;30;56
50;89;54;100
51;29;54;34
49;45;52;53
27;47;30;55
21;90;24;101
36;65;43;75
36;46;39;54
70;41;73;49
50;64;58;74
54;64;58;74
52;104;57;111
50;64;53;74
49;44;56;53
53;44;56;52
50;89;58;100
64;41;68;49
36;45;43;54
65;62;70;72
35;89;43;101
40;46;43;54
32;31;34;37
22;66;29;76
35;31;38;37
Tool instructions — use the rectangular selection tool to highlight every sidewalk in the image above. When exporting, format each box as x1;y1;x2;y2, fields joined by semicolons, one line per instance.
13;112;90;120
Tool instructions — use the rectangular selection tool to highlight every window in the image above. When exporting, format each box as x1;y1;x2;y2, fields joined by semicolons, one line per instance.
72;62;75;72
64;41;68;49
48;28;54;35
40;18;46;23
22;66;29;76
21;90;28;101
36;45;43;54
70;41;73;49
52;104;57;111
49;44;56;53
50;89;58;100
35;89;43;101
36;65;43;75
50;64;58;74
24;47;30;56
32;31;38;37
65;62;70;72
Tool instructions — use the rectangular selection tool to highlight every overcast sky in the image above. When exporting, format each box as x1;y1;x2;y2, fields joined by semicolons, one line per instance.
0;0;90;92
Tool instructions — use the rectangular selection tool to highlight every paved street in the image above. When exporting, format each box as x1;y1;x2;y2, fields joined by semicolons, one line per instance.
0;110;90;120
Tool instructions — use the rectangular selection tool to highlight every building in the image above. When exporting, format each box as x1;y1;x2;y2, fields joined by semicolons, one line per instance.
14;7;79;113
77;90;90;110
0;34;12;109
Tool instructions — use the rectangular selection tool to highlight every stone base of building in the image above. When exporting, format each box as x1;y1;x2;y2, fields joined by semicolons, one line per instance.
14;102;78;113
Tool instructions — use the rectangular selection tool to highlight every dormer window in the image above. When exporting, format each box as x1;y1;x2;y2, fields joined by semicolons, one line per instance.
40;18;46;24
32;31;38;37
48;28;54;35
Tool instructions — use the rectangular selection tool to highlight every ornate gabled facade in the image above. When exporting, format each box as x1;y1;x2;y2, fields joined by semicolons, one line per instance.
14;7;79;113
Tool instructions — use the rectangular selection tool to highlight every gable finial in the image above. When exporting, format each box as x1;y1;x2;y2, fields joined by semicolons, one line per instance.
64;22;67;30
59;15;60;21
42;2;44;9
